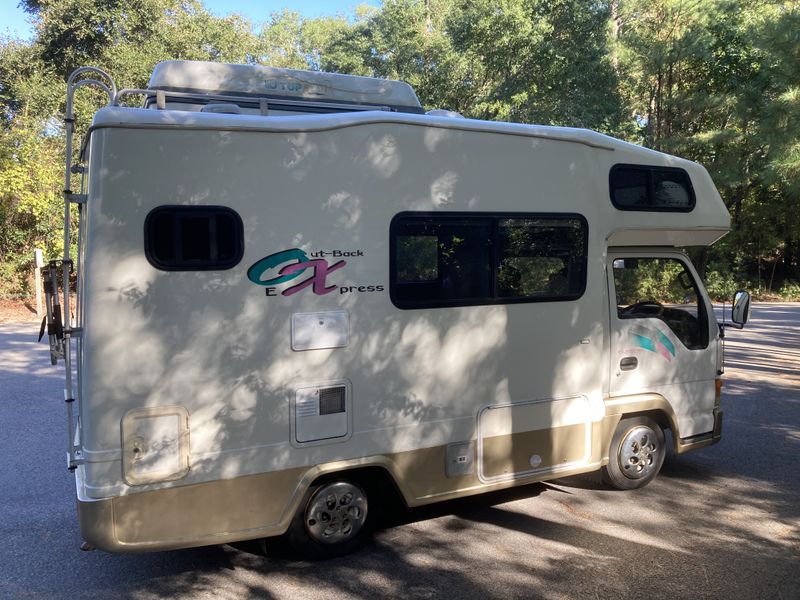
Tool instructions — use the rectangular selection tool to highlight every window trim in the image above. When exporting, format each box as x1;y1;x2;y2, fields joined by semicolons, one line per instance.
390;211;588;310
609;163;696;213
144;205;244;271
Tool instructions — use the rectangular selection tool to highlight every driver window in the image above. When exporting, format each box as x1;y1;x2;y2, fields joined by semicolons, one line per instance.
613;257;708;349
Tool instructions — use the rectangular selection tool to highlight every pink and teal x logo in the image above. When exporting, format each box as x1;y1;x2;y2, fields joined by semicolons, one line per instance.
247;248;346;296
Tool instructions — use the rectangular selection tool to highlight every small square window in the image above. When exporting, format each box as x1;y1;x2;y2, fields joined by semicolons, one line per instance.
144;205;244;271
653;171;692;208
610;168;648;208
610;165;695;212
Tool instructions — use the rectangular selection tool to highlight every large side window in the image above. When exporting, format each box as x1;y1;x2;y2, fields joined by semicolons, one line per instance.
393;217;492;305
145;205;244;271
497;218;586;299
610;164;695;212
391;213;587;309
613;257;708;349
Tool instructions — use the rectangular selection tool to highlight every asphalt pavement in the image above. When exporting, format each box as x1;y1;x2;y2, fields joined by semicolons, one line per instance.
0;304;798;599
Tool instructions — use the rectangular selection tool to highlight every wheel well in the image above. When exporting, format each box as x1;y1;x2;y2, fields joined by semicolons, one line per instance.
619;410;676;450
312;466;408;512
626;410;672;432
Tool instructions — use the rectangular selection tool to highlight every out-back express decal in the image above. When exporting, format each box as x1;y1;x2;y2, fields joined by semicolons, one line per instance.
247;248;384;297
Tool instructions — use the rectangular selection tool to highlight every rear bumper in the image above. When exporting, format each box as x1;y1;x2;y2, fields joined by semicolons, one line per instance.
76;465;307;553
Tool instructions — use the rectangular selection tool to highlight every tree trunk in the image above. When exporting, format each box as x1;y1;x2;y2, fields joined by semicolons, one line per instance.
768;255;779;293
655;69;663;150
666;61;674;141
647;86;656;148
609;1;620;71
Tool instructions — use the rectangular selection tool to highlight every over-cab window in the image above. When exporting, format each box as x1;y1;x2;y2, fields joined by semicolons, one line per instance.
610;164;695;212
391;212;587;309
145;205;244;271
613;257;708;349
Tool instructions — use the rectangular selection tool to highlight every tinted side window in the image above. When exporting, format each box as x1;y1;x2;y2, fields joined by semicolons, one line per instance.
392;217;493;307
497;218;586;299
145;206;244;271
613;257;708;349
390;213;587;309
610;165;695;212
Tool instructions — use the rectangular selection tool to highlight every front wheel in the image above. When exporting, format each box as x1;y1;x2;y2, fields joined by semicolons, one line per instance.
602;416;666;490
285;479;372;559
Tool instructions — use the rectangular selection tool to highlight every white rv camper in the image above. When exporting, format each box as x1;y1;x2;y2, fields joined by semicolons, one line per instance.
43;61;751;558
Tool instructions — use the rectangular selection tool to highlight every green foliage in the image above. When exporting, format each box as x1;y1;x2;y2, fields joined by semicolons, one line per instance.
498;256;564;297
614;259;692;305
778;280;800;301
703;265;741;303
447;0;628;131
396;235;438;282
1;0;799;297
0;123;63;296
613;0;800;291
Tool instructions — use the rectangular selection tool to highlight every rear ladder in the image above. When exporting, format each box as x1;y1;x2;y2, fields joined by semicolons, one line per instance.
41;67;116;471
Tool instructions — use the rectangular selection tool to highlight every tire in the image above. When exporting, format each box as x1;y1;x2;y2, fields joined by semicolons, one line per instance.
602;416;666;490
285;479;373;559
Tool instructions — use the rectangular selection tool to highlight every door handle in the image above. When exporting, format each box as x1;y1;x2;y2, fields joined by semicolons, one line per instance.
620;356;638;371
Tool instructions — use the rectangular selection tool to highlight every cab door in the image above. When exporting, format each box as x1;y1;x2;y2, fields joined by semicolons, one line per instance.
607;252;719;439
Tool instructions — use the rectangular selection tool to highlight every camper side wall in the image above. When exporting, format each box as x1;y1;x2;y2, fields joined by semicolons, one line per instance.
74;110;726;551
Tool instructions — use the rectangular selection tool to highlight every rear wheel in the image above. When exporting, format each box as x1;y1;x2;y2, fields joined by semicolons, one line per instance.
285;479;372;559
602;416;666;490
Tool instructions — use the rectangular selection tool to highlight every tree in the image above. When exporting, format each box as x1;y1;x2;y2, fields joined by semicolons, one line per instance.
615;0;800;292
1;0;798;297
447;0;628;132
0;118;62;297
1;0;265;296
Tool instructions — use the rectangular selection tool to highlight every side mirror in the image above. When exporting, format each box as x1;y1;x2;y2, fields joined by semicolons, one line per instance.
731;290;751;328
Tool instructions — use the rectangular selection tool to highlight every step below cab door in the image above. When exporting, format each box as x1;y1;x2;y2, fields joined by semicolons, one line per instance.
607;252;719;439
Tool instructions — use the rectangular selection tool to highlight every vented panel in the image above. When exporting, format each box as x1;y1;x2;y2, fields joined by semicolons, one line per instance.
293;382;351;444
319;386;346;415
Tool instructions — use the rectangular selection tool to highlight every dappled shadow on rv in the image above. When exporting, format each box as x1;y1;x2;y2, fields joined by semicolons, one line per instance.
2;302;799;599
81;117;626;503
47;105;800;596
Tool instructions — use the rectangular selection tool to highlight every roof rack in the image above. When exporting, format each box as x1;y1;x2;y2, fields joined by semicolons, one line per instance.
113;88;398;115
122;60;425;115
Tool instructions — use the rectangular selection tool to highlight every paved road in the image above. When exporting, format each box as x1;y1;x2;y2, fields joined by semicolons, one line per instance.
1;304;798;599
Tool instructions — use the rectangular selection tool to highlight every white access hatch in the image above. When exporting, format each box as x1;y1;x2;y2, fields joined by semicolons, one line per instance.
291;310;349;351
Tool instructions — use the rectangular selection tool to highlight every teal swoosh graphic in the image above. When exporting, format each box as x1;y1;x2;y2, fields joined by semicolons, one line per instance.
632;333;656;352
656;330;676;356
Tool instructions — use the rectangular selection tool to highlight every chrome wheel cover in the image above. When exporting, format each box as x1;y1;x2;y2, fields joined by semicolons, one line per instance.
618;425;660;480
304;481;368;545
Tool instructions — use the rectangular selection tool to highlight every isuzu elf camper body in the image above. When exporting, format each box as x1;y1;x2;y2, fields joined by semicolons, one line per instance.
42;61;750;558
